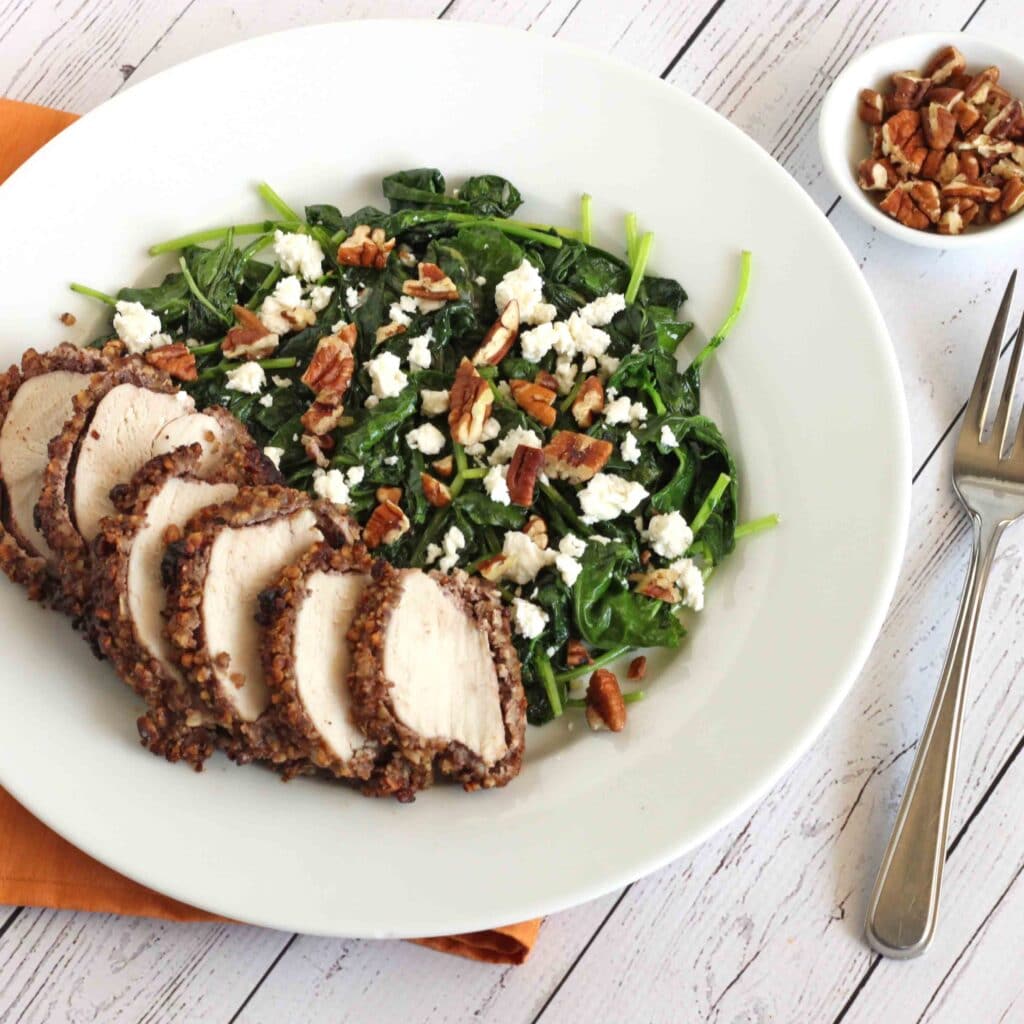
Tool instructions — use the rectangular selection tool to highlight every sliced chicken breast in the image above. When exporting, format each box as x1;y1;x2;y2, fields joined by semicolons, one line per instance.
0;344;109;598
162;486;359;764
349;566;526;791
256;544;426;799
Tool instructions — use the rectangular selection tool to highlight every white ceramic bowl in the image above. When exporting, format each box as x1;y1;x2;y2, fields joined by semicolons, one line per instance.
819;32;1024;249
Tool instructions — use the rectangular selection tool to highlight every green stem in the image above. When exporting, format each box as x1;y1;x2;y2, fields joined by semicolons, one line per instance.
148;221;290;255
734;512;780;539
559;377;583;413
246;263;281;310
453;215;563;249
453;442;469;477
691;472;731;536
178;255;232;326
200;356;296;380
554;644;631;685
580;193;593;245
538;481;591;538
69;282;117;306
643;383;667;416
536;650;562;718
566;689;645;709
625;212;638;264
256;357;298;370
188;341;221;356
624;232;654;305
411;506;449;564
257;182;302;224
693;250;752;372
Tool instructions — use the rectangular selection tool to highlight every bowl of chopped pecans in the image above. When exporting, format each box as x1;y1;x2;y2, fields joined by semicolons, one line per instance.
819;33;1024;248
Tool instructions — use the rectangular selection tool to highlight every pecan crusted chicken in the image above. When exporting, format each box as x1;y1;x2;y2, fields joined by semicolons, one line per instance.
348;565;527;791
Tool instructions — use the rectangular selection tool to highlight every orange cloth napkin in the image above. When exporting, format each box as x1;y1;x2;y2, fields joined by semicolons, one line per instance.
0;97;541;966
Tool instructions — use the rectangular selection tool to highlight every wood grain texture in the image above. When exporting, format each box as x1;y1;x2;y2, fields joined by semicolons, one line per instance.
2;0;1024;1021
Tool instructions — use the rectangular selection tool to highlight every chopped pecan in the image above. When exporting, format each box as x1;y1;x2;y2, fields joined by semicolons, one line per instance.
420;472;452;508
363;500;409;548
1001;178;1024;215
857;88;885;125
908;180;941;223
396;243;417;268
301;324;356;405
375;322;407;345
890;71;931;111
628;656;647;681
507;445;544;507
302;433;332;468
510;379;557;428
964;66;999;105
923;45;966;84
879;184;930;230
986;99;1024;140
958;151;981;181
448;358;494;446
300;400;345;436
923;85;964;109
585;669;626;733
403;262;460;303
942;177;1002;203
144;342;197;382
953;99;982;134
571;376;605;427
376;485;402;505
565;639;592;668
938;197;980;236
223;304;279;360
922;102;957;150
473;301;520;365
534;369;559;392
992;158;1024;180
629;567;681;604
919;150;947;183
857;157;898;191
59;311;76;326
336;224;396;269
477;555;509;582
431;455;454;479
542;430;613;484
881;110;927;173
523;515;548;550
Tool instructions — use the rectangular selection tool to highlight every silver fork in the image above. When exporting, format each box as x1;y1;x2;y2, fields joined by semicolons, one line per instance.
865;271;1024;959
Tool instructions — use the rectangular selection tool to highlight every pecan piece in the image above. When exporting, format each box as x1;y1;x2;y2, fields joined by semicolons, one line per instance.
953;99;982;134
585;669;626;733
223;304;279;360
1001;178;1024;215
301;432;332;468
879;185;930;230
909;180;942;224
890;71;931;111
571;376;605;427
375;322;407;345
566;639;592;668
857;157;898;191
523;515;548;549
923;45;966;84
986;99;1024;140
507;444;544;507
942;177;1002;203
420;472;452;508
300;401;346;436
477;554;509;582
431;455;454;479
363;500;410;548
534;369;559;392
376;486;402;504
923;85;964;109
992;158;1024;180
448;358;494;445
473;300;520;365
628;656;647;681
881;110;927;173
938;197;980;235
403;262;460;303
857;88;885;125
543;430;613;484
510;379;557;428
301;324;356;404
630;568;681;604
144;342;197;382
958;151;981;181
964;66;999;106
923;102;957;150
336;224;395;269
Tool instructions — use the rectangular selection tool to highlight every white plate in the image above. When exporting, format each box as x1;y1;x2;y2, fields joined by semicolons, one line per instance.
0;20;910;938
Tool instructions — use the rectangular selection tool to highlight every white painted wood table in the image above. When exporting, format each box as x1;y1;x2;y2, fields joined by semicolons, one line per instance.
3;2;1024;1021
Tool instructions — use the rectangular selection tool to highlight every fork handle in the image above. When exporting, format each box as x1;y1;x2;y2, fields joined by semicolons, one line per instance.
865;516;1004;959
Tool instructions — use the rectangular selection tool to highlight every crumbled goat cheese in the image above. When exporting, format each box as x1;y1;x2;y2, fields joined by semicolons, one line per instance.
474;275;487;286
225;361;266;394
554;357;578;395
500;531;555;584
308;285;334;312
488;427;544;465
389;302;413;327
366;351;408;399
260;275;309;334
603;394;647;427
495;259;557;326
364;395;380;409
399;294;418;314
483;465;510;505
262;446;284;469
345;466;365;486
405;422;446;455
271;375;292;388
312;468;350;506
437;525;466;573
565;312;612;358
660;425;678;448
482;417;502;442
345;286;363;309
559;534;588;559
582;356;597;373
464;442;487;458
273;230;324;280
113;301;162;354
512;598;549;639
518;320;572;362
407;330;433;370
598;354;621;378
643;512;693;559
258;393;274;408
670;557;705;611
425;543;443;565
554;552;582;587
621;432;641;464
577;293;626;327
384;455;399;466
420;389;450;416
331;318;348;332
578;473;649;522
